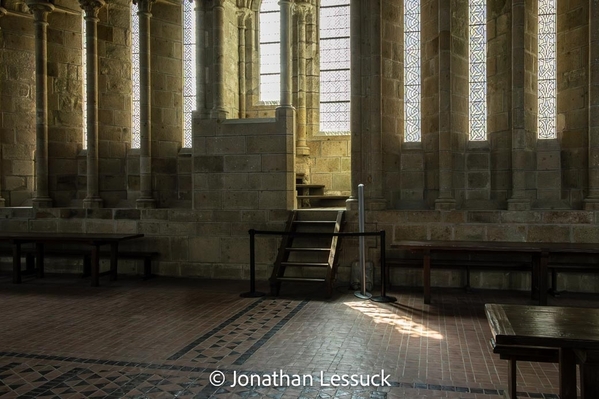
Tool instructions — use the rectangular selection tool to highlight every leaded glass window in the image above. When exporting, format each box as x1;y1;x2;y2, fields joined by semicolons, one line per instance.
469;0;486;141
183;0;196;148
319;0;350;134
538;0;556;140
259;0;280;103
404;0;421;143
82;14;87;150
131;6;140;149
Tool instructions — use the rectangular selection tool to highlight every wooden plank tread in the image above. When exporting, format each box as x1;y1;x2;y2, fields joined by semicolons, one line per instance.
292;220;336;224
296;184;326;189
285;247;330;251
281;262;330;267
276;277;327;282
296;195;349;200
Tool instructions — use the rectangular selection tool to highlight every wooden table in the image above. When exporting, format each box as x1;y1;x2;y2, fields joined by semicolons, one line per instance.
0;232;144;287
393;240;599;306
486;303;599;399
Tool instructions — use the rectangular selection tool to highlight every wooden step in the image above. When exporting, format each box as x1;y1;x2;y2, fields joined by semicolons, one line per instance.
292;220;337;224
285;247;330;252
296;184;326;189
281;262;330;267
296;195;349;200
276;277;327;283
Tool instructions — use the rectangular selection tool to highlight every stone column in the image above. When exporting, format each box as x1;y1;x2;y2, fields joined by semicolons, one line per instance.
584;0;599;209
26;0;54;208
0;6;6;207
195;0;207;116
237;9;249;118
211;0;227;119
134;0;156;208
434;0;456;210
507;0;531;210
295;2;310;155
279;0;293;108
349;0;361;204
80;0;105;209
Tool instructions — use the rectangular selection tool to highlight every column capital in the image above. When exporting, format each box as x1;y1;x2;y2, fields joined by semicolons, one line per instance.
25;0;54;19
294;2;312;21
0;6;7;17
212;0;225;8
236;8;250;27
133;0;155;15
79;0;105;18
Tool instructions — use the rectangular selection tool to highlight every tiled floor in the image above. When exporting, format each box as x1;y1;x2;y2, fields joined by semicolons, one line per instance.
0;274;597;398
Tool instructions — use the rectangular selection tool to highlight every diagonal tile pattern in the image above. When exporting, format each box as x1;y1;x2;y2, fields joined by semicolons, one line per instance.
0;275;596;398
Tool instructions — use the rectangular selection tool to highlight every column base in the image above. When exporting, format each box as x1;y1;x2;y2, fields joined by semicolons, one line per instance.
434;198;456;211
83;197;104;209
210;108;228;121
507;197;531;211
136;198;157;209
583;197;599;211
32;196;53;208
297;146;310;156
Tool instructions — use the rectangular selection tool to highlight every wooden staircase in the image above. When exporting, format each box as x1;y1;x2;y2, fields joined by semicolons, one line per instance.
270;209;344;297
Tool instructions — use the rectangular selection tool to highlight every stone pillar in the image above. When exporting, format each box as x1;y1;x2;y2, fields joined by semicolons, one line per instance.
0;6;6;207
237;9;249;119
195;0;207;116
80;0;105;209
349;0;360;204
211;0;227;119
434;0;456;210
279;0;293;108
26;0;54;208
295;2;310;156
584;0;599;209
507;0;531;210
134;0;156;208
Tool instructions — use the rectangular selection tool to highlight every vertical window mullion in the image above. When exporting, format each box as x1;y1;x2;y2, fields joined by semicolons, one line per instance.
259;0;280;103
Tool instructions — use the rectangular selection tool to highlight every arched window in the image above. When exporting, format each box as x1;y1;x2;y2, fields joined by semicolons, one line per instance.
82;13;87;149
469;0;487;141
182;0;196;148
319;0;350;134
259;0;280;103
538;0;556;139
131;6;141;149
404;0;421;142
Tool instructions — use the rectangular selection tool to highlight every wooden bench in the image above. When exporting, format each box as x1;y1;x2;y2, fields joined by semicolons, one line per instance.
0;246;158;281
386;257;531;291
490;338;559;399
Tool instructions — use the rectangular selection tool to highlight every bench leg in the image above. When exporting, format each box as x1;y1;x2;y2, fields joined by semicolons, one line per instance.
507;358;517;399
82;254;91;277
143;256;152;280
559;348;577;399
423;252;431;304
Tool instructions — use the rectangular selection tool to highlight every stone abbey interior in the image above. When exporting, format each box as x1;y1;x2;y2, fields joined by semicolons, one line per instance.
0;0;598;292
3;1;599;398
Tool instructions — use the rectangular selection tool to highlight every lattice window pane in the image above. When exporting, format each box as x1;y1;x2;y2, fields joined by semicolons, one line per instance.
259;0;280;103
319;0;350;134
538;0;556;140
404;0;421;142
469;0;487;141
131;6;140;149
183;0;196;148
82;14;87;150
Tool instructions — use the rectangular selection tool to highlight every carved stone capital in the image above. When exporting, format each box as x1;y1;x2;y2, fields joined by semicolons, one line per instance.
236;7;250;27
294;2;312;21
25;0;54;19
79;0;105;18
236;0;250;8
212;0;225;8
133;0;155;15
